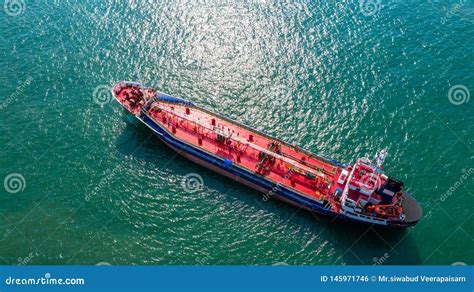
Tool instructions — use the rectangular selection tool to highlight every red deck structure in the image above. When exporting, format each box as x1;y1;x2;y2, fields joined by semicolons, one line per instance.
112;82;423;227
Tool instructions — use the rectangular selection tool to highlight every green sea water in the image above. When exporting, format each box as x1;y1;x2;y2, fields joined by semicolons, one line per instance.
0;0;473;265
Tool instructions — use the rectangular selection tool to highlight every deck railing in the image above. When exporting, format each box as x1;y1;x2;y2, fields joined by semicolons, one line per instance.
154;104;328;179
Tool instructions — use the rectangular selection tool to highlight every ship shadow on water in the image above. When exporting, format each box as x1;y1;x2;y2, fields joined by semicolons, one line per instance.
115;115;171;158
311;215;421;265
115;120;421;265
249;196;421;265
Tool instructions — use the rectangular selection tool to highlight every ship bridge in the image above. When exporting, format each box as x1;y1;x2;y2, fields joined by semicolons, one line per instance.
341;158;384;212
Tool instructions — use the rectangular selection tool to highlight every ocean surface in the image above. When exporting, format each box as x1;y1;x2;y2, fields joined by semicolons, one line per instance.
0;0;473;265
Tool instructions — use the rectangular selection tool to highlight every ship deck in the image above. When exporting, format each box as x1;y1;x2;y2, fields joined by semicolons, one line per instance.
144;100;345;212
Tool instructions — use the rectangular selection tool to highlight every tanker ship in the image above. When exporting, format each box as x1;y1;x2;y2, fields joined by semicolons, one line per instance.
112;81;422;227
